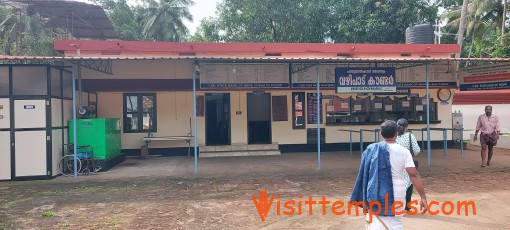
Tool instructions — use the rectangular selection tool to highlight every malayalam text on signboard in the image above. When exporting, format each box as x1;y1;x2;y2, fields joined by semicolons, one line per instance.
335;67;396;93
292;63;455;89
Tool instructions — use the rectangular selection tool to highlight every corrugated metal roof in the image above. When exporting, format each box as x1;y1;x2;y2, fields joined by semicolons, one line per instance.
54;40;460;54
2;55;510;63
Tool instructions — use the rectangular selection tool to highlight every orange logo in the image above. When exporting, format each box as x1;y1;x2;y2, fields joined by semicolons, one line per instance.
251;190;274;222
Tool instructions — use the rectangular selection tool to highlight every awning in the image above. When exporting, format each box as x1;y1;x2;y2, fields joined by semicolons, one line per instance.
453;89;510;105
3;55;510;63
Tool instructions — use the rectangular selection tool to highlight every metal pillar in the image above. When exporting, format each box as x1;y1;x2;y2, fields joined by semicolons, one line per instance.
192;62;198;175
316;63;321;170
426;63;431;166
72;63;78;177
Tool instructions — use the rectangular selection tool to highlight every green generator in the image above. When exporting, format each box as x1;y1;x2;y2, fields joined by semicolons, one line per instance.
68;118;122;161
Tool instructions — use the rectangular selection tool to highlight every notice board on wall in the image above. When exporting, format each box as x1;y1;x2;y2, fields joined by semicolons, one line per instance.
271;95;288;121
196;95;204;117
292;92;305;129
307;128;325;144
307;93;322;124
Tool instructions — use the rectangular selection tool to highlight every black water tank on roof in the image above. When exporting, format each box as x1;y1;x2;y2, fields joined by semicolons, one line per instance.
405;23;434;44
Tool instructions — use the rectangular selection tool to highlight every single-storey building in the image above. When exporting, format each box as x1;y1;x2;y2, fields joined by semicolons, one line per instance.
1;40;462;180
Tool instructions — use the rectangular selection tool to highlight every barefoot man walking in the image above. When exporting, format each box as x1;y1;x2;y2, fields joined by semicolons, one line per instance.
474;105;501;167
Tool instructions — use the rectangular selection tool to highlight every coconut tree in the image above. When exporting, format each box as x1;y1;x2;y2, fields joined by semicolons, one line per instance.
441;0;502;57
456;0;469;57
502;0;507;44
140;0;194;41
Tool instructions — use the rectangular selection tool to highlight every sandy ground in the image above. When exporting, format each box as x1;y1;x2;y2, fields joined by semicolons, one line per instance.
1;145;510;229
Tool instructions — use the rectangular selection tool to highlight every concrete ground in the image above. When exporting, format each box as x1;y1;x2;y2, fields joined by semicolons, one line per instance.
58;144;510;181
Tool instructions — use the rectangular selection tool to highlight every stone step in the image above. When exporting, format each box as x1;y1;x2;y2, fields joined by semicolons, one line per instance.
199;150;281;158
199;143;279;152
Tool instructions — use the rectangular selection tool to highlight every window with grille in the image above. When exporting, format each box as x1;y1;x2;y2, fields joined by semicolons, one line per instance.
123;93;156;133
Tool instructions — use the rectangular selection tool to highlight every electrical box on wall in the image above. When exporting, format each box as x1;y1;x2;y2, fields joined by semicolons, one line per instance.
452;111;463;141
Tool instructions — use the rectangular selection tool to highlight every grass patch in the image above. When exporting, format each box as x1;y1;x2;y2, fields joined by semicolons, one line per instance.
113;213;125;218
83;185;104;193
3;201;17;209
81;185;136;193
108;221;123;226
38;184;138;196
109;185;136;192
39;190;73;196
41;211;54;217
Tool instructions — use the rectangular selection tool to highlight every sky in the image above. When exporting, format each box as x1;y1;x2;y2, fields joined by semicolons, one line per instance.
185;0;222;35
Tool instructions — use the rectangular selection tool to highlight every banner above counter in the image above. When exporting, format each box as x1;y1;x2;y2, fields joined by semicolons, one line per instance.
459;63;510;91
200;63;289;89
199;62;456;90
291;63;456;89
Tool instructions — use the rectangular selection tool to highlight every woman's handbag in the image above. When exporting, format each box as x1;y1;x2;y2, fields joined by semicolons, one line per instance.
409;133;419;169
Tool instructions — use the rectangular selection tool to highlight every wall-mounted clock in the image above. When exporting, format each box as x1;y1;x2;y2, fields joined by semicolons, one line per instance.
437;88;452;102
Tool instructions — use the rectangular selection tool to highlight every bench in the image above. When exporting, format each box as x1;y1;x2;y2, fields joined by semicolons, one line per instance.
141;134;195;158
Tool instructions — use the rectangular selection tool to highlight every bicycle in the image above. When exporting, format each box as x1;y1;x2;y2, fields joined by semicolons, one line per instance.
58;144;102;176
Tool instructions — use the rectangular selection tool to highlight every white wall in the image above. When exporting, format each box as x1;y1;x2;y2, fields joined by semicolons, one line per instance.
453;104;510;139
96;88;454;149
97;92;204;149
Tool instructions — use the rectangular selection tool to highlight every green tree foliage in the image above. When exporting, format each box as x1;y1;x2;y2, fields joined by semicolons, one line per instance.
434;0;463;10
198;0;335;43
331;0;437;43
189;17;221;42
0;4;58;55
463;27;510;58
95;0;194;41
3;0;510;59
440;0;510;58
193;0;437;43
93;0;144;41
139;0;194;41
441;0;501;40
